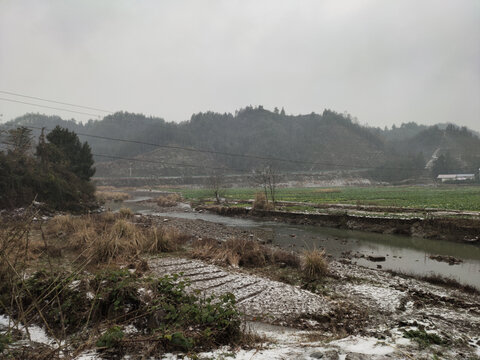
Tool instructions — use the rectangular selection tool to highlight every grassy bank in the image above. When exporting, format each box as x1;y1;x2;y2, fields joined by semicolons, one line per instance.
170;185;480;211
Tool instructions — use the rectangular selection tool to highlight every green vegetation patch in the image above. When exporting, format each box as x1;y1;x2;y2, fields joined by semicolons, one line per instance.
96;326;124;348
172;186;480;211
403;329;447;348
0;333;12;352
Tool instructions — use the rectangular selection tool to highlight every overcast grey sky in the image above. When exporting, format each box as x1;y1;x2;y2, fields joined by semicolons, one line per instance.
1;0;479;130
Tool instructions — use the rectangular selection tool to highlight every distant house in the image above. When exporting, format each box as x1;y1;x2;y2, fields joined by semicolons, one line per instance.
437;174;475;182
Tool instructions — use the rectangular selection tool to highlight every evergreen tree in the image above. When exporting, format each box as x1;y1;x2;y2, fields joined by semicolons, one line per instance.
46;126;95;180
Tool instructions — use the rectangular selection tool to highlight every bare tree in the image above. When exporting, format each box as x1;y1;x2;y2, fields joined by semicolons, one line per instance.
208;172;226;204
251;165;279;209
6;126;33;157
265;166;279;209
251;167;269;203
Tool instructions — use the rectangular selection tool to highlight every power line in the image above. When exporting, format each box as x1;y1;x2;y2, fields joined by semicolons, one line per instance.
93;153;251;173
0;139;249;173
0;94;418;170
0;97;102;118
2;123;430;172
0;90;113;113
7;123;375;170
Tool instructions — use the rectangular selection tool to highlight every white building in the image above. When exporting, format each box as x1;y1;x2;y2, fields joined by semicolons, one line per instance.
437;174;475;182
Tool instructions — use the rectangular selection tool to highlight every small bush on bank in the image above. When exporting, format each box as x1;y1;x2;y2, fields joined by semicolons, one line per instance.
302;249;329;281
118;207;134;218
156;193;182;207
96;191;130;202
252;192;273;211
101;211;116;222
144;227;188;253
272;248;301;268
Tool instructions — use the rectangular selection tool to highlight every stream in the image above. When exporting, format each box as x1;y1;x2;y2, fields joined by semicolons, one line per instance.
109;193;480;289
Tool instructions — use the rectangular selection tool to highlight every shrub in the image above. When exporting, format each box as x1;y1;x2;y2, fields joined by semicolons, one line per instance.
96;326;124;348
89;219;145;262
302;249;329;281
144;227;187;253
101;211;116;223
1;264;242;355
224;238;267;267
47;214;76;235
96;191;130;202
272;249;301;269
403;329;447;348
156;193;182;207
0;333;12;352
118;207;134;218
252;192;273;211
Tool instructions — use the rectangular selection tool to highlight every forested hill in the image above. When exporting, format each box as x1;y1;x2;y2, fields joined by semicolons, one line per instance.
3;108;479;177
3;109;387;174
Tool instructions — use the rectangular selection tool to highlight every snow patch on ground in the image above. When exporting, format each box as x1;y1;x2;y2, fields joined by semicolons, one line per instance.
340;283;405;313
0;314;58;346
330;336;393;355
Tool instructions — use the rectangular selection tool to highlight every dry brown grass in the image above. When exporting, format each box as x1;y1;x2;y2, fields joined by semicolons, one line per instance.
118;207;134;218
47;214;76;235
88;219;146;263
69;220;98;251
101;211;116;223
96;191;131;202
302;248;329;280
46;215;98;248
156;193;182;207
252;192;274;211
144;227;189;253
191;237;300;269
43;213;187;264
272;248;301;268
0;221;27;279
224;238;267;267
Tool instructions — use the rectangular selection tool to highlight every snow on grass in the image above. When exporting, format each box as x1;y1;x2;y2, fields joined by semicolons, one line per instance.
75;351;100;360
330;335;394;355
342;283;405;313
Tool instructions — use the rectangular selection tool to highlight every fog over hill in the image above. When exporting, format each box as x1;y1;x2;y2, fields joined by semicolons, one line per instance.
3;107;480;179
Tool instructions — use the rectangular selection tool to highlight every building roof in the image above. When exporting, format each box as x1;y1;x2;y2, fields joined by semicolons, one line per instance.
437;174;475;179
